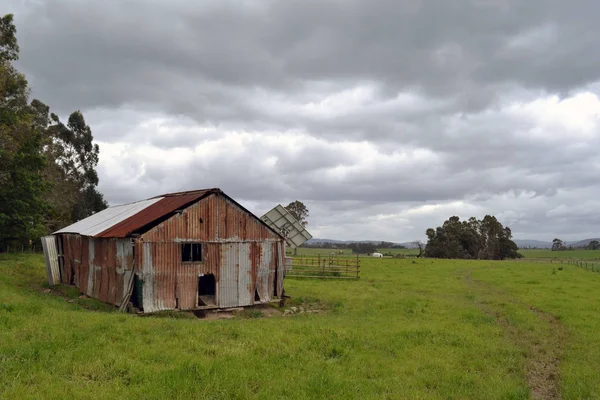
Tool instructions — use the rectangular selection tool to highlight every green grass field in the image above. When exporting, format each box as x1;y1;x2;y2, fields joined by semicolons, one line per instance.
519;248;600;260
2;253;600;399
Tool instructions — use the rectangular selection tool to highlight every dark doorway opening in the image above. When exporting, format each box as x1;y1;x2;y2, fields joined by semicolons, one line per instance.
198;274;216;306
254;288;261;302
131;274;144;311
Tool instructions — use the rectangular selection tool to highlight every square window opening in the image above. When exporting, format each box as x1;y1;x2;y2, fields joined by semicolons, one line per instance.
182;243;202;262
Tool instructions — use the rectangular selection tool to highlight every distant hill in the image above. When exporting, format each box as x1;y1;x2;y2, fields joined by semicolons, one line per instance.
306;238;418;248
513;239;552;249
565;238;600;248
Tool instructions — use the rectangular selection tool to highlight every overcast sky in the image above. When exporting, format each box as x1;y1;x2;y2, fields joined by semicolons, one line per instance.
7;0;600;242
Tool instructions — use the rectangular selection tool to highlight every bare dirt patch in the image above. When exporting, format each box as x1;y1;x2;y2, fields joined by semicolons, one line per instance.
464;270;568;400
192;304;286;320
526;306;568;400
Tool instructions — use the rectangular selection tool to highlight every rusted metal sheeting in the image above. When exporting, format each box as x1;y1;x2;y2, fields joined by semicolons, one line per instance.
54;188;283;242
61;234;81;285
139;241;220;313
264;241;284;297
142;194;219;242
276;241;285;296
97;190;216;238
237;243;252;306
41;236;60;286
217;242;258;307
140;241;278;311
142;193;282;243
255;242;272;302
218;243;240;308
115;239;135;305
217;196;281;241
218;242;271;307
59;234;134;305
78;237;93;297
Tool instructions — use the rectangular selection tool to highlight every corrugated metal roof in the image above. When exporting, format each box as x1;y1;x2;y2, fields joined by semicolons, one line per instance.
95;190;215;238
53;188;284;240
54;197;163;236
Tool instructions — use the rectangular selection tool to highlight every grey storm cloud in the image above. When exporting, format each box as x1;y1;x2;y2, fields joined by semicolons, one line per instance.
13;0;600;119
6;0;600;242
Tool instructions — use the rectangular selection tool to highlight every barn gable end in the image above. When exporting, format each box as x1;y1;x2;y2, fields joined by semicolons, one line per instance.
133;192;285;313
140;193;282;243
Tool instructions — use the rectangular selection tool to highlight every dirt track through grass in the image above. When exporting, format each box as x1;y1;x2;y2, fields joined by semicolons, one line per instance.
464;267;568;400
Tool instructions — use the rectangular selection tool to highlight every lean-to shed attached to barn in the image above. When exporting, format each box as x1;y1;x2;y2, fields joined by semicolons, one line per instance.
41;189;287;313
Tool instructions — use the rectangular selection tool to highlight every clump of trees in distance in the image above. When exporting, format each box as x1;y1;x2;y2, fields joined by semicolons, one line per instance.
0;14;106;251
349;242;378;255
284;201;309;255
424;215;522;260
552;238;600;251
551;238;569;251
284;200;309;228
588;240;600;250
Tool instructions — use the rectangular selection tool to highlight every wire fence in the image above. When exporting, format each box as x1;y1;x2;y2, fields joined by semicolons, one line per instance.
560;258;600;272
0;244;43;254
517;257;600;273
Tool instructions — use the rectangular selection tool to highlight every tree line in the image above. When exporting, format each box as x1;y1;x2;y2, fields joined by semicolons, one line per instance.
424;215;522;260
552;238;600;251
0;14;106;251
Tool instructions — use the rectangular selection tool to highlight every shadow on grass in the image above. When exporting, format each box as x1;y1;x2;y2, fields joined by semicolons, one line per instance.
48;285;117;313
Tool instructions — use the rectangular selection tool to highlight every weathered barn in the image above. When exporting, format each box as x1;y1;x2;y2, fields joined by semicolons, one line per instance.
41;189;287;313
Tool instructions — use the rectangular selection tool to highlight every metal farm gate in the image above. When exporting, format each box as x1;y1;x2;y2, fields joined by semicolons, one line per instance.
286;254;360;279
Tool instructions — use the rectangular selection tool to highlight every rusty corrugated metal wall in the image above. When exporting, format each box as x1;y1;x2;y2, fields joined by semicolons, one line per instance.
57;193;285;313
59;234;135;306
142;194;279;242
138;193;285;312
138;241;221;312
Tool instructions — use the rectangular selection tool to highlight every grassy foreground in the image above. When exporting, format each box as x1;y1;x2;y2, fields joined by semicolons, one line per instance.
1;254;600;399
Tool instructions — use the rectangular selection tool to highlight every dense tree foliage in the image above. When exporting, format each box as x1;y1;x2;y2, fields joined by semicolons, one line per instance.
424;215;522;260
284;200;309;227
349;242;378;255
284;200;309;255
552;238;567;251
587;240;600;250
0;14;106;250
